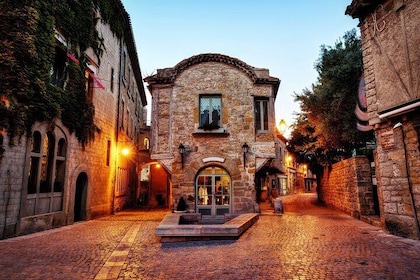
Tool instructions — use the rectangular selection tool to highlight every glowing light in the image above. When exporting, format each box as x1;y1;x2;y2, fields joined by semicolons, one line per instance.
278;119;287;135
121;147;130;156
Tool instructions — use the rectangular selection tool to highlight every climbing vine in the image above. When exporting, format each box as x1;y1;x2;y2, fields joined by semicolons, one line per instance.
0;0;125;155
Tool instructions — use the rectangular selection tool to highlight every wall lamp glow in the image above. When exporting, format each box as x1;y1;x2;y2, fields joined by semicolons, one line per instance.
242;142;249;169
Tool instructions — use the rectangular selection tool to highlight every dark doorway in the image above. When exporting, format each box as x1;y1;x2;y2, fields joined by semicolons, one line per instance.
74;172;88;222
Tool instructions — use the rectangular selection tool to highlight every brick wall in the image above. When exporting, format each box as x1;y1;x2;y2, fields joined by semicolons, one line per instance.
319;156;376;218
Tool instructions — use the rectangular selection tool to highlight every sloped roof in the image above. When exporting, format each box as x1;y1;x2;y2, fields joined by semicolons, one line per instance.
144;53;280;95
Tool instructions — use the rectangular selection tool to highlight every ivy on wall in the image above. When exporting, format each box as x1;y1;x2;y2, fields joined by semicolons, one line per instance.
0;0;124;155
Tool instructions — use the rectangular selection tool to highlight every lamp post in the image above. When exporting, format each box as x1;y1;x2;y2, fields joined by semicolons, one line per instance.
242;142;249;169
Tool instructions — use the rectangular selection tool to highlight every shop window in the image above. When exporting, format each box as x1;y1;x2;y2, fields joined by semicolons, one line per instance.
255;98;269;132
199;95;221;130
196;166;231;216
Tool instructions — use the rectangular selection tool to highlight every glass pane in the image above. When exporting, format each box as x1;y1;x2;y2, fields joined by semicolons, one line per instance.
54;160;65;192
255;100;262;130
214;167;228;175
40;135;49;192
263;100;268;130
199;96;221;129
210;97;221;127
32;131;41;153
28;157;39;194
57;138;66;156
199;97;210;127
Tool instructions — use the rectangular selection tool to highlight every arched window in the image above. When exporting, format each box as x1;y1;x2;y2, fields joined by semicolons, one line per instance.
26;126;67;215
196;166;231;216
143;137;150;150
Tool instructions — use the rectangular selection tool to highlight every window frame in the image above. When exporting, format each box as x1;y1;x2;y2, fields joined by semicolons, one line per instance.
26;126;67;216
255;98;269;132
198;94;222;132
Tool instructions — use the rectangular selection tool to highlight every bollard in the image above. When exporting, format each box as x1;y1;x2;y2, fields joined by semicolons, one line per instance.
274;198;284;214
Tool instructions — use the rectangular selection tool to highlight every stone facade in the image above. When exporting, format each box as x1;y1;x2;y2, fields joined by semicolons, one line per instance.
346;0;420;239
145;54;280;215
0;3;148;238
319;156;377;218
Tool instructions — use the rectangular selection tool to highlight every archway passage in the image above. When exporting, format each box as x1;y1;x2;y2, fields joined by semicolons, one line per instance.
196;166;231;216
74;172;88;222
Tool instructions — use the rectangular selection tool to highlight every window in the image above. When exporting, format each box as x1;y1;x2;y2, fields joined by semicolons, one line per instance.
122;51;127;84
121;100;125;129
110;67;114;92
85;69;94;102
51;45;68;88
26;126;67;215
106;140;111;166
255;99;269;132
199;95;221;130
196;166;231;216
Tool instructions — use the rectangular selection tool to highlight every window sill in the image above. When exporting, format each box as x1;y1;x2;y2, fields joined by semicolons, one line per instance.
192;131;230;137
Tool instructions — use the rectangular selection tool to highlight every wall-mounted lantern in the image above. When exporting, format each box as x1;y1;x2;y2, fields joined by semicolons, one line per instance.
278;119;287;135
242;142;249;169
178;143;191;169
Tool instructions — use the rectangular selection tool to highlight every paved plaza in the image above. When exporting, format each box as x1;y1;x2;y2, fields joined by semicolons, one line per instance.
0;193;419;280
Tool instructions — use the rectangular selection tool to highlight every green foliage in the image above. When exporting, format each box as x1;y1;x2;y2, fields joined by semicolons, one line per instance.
0;0;123;153
289;29;375;170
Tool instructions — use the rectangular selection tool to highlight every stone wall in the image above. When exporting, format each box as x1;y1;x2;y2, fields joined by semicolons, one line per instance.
347;0;420;239
319;156;376;218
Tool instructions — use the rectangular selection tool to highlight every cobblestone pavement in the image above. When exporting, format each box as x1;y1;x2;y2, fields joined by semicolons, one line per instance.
1;193;419;280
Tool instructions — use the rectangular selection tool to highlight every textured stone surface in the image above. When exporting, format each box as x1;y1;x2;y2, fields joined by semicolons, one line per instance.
349;0;420;239
0;194;419;280
146;54;280;214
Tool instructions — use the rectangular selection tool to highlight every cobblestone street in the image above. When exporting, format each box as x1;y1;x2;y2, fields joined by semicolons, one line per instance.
1;193;419;280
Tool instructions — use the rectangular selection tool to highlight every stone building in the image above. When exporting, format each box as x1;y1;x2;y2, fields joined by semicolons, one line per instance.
346;0;420;239
0;1;148;238
144;54;281;215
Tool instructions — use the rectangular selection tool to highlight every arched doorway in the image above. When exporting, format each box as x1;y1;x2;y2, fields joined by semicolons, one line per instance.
74;172;88;222
196;166;231;216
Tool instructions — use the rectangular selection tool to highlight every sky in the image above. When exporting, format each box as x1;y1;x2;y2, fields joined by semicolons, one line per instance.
121;0;359;137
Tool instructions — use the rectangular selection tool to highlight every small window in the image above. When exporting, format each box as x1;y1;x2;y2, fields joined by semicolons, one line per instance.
255;99;269;132
122;51;127;83
106;140;111;166
51;45;68;88
85;69;94;102
199;95;221;130
110;67;114;92
144;138;150;150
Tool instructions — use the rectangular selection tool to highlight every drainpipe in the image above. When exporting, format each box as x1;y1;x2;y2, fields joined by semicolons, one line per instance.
394;122;420;239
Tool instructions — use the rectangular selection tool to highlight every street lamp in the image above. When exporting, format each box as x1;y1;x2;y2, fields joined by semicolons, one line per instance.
178;143;191;169
278;119;287;135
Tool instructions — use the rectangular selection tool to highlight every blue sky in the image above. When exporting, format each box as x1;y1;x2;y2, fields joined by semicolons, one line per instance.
121;0;359;136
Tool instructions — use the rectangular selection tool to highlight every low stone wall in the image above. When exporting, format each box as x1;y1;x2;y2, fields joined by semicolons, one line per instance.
319;156;375;218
